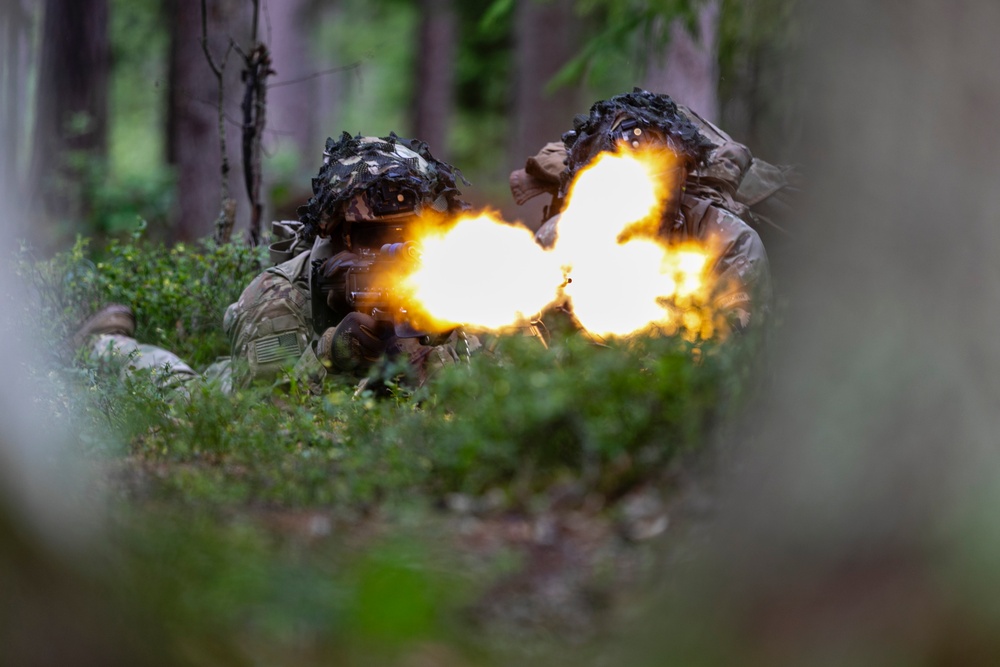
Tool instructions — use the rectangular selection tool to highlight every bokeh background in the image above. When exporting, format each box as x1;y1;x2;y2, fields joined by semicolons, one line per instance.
0;0;798;247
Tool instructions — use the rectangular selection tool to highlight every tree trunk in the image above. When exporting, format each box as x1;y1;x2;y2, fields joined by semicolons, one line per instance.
412;0;456;158
166;0;249;242
0;0;30;203
697;7;1000;661
314;2;346;148
717;0;800;161
644;0;721;123
265;0;317;165
509;0;582;229
28;0;110;228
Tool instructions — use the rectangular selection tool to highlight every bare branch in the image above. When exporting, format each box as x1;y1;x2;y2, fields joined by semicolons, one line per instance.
268;61;363;89
240;42;272;247
199;0;222;78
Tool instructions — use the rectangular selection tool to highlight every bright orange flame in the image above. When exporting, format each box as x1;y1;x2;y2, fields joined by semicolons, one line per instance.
400;148;716;339
553;149;712;338
402;213;564;330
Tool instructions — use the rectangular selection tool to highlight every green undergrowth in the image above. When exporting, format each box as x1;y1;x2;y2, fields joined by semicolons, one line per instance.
74;331;742;512
16;231;266;368
12;235;764;663
18;235;758;511
99;505;479;666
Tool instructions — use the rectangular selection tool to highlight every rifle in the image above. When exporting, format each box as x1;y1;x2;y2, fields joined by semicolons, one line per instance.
311;241;451;344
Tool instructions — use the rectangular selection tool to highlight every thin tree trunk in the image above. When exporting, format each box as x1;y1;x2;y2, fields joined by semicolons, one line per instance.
166;0;248;242
0;0;35;245
412;0;456;157
29;0;110;228
509;0;582;229
0;0;27;196
644;0;721;123
264;0;317;164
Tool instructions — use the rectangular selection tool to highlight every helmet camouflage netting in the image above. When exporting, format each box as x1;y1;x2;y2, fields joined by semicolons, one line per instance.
559;88;716;198
297;132;469;239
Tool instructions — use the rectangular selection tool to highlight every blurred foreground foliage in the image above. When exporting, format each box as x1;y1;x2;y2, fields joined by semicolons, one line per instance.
10;234;761;664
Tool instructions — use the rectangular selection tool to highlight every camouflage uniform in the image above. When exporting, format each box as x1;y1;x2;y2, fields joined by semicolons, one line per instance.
86;334;201;394
223;248;316;389
83;133;476;394
222;133;475;390
78;304;222;397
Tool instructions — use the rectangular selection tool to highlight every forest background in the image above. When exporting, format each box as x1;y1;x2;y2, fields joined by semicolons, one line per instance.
1;0;798;249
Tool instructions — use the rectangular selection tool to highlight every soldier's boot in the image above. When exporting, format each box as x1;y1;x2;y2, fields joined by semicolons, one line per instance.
70;304;137;353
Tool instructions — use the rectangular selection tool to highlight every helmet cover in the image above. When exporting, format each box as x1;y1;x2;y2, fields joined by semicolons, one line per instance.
298;132;469;239
558;88;716;199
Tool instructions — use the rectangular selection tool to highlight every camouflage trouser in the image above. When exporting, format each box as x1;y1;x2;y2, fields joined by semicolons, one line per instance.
88;334;232;397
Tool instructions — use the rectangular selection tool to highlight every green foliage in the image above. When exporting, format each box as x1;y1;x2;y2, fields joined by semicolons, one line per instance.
449;0;514;180
16;232;265;367
79;155;176;238
314;0;418;138
109;0;169;178
68;332;745;513
108;507;471;665
407;333;738;497
547;0;704;90
17;234;756;510
13;234;762;661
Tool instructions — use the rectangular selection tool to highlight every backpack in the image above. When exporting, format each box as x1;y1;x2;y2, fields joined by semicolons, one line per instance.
678;105;797;234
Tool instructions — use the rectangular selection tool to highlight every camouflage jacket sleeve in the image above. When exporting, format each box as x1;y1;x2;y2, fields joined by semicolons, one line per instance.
223;249;323;388
674;195;772;333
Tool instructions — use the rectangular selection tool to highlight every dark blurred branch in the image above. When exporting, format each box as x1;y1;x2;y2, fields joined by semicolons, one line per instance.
198;0;272;247
240;42;272;248
200;0;236;244
199;0;221;78
251;0;259;44
268;61;362;89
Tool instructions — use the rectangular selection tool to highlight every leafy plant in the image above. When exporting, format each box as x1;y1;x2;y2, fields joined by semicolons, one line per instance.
16;232;763;515
15;232;266;368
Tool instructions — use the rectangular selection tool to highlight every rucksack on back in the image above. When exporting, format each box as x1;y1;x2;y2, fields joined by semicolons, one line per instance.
678;105;797;234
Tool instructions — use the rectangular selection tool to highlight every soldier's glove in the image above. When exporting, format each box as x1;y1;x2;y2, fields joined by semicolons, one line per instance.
316;311;390;374
318;251;362;311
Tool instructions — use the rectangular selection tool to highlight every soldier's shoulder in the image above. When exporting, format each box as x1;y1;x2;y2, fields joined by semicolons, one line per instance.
682;193;749;229
267;248;313;281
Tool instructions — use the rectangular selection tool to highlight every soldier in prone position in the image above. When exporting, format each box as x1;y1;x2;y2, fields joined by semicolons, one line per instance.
510;89;791;337
76;133;478;396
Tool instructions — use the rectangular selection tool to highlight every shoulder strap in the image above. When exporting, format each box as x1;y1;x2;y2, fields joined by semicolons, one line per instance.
679;104;795;231
268;220;312;265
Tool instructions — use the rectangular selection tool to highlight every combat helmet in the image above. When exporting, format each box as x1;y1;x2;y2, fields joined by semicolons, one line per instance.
558;88;715;201
298;132;469;247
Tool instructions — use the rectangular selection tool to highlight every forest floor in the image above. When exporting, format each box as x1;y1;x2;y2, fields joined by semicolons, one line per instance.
100;451;719;661
95;448;713;664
